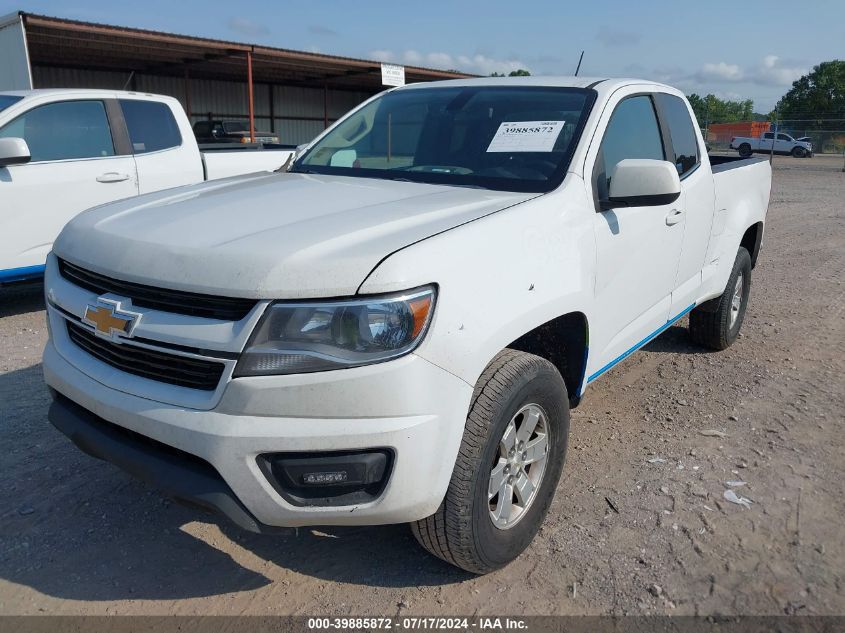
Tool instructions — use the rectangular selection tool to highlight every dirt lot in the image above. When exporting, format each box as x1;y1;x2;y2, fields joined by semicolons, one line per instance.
0;154;843;617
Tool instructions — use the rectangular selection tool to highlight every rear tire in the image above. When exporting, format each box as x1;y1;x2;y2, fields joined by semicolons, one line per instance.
689;247;752;350
411;349;569;574
738;143;752;158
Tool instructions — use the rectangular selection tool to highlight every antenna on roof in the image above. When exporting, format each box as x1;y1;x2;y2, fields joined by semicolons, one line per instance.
574;51;584;77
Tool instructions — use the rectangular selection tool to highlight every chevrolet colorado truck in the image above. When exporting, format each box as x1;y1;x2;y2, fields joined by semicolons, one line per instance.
43;77;771;574
0;89;293;283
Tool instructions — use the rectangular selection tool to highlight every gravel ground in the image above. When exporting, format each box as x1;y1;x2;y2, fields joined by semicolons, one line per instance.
0;154;843;616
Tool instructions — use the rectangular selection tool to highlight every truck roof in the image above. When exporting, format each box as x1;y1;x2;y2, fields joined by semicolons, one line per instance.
397;76;681;96
0;88;179;101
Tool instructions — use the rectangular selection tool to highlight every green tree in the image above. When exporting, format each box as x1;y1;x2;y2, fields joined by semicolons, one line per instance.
490;69;531;77
686;93;755;126
773;60;845;125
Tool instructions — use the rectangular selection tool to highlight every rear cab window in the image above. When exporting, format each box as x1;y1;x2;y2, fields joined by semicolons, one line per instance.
119;99;182;154
655;93;700;177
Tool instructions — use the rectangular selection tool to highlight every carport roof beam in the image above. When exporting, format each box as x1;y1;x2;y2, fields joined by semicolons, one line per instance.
17;11;474;90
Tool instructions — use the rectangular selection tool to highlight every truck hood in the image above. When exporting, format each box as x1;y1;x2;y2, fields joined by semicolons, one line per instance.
54;172;536;299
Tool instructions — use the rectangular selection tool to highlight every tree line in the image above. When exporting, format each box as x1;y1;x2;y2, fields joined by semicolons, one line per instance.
689;60;844;128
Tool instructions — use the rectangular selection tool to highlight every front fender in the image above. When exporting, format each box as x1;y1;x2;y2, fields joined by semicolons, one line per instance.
359;177;596;389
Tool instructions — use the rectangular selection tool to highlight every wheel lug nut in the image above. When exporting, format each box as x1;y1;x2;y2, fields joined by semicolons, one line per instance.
522;452;528;461
518;441;524;450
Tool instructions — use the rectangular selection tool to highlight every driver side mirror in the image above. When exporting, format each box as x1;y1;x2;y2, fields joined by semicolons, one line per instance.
0;137;31;167
602;159;681;209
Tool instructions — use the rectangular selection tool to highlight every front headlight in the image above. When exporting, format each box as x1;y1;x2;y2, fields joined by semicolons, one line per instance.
234;285;436;376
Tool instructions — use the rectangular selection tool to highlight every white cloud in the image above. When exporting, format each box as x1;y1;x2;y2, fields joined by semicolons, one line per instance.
596;27;641;48
369;50;395;63
755;55;805;86
651;55;807;94
368;49;529;75
698;62;744;82
687;56;806;87
227;17;270;38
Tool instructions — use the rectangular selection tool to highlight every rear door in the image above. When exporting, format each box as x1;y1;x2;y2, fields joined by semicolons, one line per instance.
118;99;203;194
655;92;714;314
587;91;685;378
0;98;138;275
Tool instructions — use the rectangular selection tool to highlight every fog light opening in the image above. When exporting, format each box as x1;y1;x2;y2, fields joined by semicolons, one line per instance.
256;449;393;507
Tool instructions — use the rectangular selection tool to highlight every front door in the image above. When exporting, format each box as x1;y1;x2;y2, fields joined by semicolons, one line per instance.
587;93;685;381
0;99;138;274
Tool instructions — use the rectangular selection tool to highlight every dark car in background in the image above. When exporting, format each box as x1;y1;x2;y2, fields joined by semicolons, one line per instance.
193;120;279;145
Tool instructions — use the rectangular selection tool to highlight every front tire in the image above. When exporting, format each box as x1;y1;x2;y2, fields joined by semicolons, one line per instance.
689;247;752;350
791;146;806;158
411;350;569;574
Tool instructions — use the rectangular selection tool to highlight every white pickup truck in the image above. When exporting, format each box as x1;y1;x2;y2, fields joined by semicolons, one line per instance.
43;77;771;574
0;89;293;283
730;130;813;158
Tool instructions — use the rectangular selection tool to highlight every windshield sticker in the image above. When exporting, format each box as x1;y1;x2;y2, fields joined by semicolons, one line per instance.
486;121;565;153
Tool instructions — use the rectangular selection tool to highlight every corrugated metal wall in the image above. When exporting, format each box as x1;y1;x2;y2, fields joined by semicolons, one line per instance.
31;66;373;145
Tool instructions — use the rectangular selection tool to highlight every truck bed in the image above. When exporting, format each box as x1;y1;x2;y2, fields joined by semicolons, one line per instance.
708;154;769;174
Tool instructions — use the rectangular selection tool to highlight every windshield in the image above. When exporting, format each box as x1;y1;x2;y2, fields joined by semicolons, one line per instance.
0;95;23;114
293;86;596;193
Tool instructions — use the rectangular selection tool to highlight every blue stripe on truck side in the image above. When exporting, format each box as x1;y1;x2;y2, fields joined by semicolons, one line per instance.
586;303;696;384
0;264;46;283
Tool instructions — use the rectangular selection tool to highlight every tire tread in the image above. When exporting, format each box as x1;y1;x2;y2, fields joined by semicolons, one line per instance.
411;349;559;573
689;247;751;350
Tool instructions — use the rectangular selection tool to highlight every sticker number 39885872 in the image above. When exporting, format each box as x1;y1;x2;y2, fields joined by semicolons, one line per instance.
486;121;566;153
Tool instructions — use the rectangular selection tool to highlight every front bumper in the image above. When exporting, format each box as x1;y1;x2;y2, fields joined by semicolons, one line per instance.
44;340;473;528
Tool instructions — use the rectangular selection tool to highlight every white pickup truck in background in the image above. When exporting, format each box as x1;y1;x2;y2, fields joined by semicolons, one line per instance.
43;77;771;574
730;130;813;158
0;89;294;283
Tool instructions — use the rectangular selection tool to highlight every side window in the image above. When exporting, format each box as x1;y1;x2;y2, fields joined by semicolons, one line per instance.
595;95;664;200
656;93;700;176
763;133;774;140
119;100;182;153
777;133;790;141
0;100;115;162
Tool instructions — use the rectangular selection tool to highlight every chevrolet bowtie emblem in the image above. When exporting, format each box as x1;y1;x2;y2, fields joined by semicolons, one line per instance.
83;298;141;342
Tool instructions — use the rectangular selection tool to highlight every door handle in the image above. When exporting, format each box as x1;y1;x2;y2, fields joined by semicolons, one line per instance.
665;209;685;226
96;172;130;183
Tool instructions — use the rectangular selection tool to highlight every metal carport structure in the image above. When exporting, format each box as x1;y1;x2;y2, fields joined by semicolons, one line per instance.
1;11;473;144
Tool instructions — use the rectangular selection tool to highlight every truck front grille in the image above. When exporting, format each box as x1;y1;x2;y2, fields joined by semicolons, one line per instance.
66;321;225;391
58;258;257;321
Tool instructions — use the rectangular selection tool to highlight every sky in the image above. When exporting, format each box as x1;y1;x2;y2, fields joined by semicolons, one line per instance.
3;0;844;112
